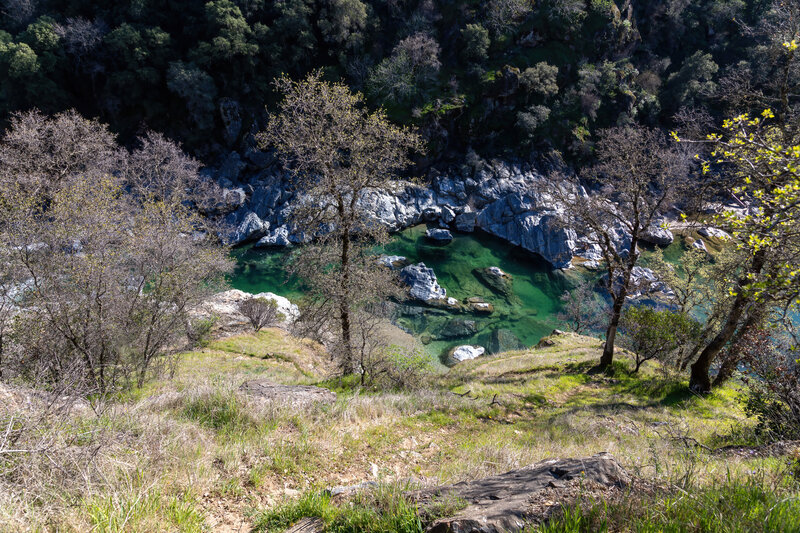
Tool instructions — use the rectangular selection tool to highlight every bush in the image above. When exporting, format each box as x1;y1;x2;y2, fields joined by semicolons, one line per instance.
741;331;800;441
619;307;701;373
186;316;216;348
239;297;281;332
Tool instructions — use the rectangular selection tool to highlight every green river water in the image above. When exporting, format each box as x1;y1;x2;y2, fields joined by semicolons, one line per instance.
229;225;687;360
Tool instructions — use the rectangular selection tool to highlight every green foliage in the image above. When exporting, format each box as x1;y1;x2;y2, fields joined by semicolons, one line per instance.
0;0;788;157
460;24;489;64
619;307;702;372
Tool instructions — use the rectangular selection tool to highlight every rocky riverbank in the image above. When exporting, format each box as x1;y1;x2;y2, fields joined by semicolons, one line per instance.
210;150;677;270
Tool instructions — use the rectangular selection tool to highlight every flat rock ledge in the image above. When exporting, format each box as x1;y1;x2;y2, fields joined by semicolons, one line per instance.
239;379;336;406
413;453;630;533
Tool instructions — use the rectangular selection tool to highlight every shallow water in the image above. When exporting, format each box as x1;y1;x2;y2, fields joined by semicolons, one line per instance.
229;225;581;360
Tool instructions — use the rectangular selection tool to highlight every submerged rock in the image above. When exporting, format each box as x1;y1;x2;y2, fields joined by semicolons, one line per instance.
466;297;494;314
488;328;524;354
425;228;453;243
448;345;485;364
474;266;514;297
436;318;478;339
400;263;447;302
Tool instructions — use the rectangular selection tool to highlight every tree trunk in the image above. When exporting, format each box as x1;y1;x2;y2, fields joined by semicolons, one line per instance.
711;310;762;388
339;219;353;375
600;237;637;370
689;251;766;393
600;296;624;369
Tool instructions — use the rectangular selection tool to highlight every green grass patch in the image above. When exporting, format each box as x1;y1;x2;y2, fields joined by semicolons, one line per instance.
181;391;255;435
252;485;424;533
534;478;800;533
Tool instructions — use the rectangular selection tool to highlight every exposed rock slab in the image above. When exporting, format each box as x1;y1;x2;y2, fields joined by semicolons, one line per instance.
239;379;336;406
448;345;485;363
415;453;629;533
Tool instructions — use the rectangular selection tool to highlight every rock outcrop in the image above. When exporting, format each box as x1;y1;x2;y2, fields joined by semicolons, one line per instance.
400;263;447;302
415;453;630;532
193;289;299;333
239;379;336;406
210;155;675;271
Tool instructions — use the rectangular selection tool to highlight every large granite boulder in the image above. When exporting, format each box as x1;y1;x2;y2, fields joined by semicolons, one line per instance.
400;263;447;302
641;218;674;246
477;192;576;269
426;228;453;243
193;289;298;333
254;226;292;248
221;209;268;245
415;453;630;532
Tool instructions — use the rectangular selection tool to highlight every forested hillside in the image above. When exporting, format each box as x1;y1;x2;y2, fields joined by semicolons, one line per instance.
0;0;783;161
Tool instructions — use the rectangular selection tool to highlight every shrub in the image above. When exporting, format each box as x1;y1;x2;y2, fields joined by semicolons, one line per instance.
619;307;702;372
741;331;800;441
239;297;281;332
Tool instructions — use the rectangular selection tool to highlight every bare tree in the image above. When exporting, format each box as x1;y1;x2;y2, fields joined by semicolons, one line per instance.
557;280;607;335
239;298;280;332
0;110;121;199
550;125;689;370
0;110;232;392
258;72;421;373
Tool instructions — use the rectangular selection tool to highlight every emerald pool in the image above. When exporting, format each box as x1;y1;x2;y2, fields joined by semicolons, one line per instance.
229;225;582;360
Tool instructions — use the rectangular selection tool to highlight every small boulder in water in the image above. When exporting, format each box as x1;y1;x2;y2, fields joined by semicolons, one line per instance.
448;345;485;364
474;266;514;297
400;263;447;302
426;228;453;243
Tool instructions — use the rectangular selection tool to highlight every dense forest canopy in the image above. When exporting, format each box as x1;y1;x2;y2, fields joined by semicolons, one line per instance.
0;0;787;163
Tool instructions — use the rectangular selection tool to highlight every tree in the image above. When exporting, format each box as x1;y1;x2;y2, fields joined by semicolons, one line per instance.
684;107;800;392
520;62;559;99
550;125;689;370
367;32;440;104
239;297;279;332
460;24;489;65
258;72;422;373
557;279;606;334
0;109;120;198
619;306;702;373
0;110;232;392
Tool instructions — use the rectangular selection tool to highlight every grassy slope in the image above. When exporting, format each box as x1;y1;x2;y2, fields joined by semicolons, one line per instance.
1;330;797;532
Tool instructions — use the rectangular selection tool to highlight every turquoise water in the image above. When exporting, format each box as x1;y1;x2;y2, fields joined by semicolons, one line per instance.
229;225;580;359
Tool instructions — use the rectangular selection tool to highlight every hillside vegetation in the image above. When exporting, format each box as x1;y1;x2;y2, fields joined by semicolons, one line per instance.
2;328;797;532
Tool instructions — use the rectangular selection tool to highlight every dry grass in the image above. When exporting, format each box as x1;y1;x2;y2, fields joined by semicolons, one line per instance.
0;329;788;532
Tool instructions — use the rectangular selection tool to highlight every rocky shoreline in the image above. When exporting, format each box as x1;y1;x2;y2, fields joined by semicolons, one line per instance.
211;150;676;271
